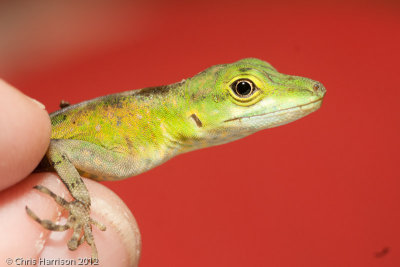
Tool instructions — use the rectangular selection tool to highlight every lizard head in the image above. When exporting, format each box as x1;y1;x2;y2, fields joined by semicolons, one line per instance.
184;58;326;146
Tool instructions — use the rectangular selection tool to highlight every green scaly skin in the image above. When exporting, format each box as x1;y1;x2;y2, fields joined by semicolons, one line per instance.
26;58;326;260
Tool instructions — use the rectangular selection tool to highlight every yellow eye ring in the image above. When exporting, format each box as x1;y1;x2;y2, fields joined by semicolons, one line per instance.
228;76;263;106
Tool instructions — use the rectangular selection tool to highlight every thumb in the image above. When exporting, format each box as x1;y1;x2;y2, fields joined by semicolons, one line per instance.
0;173;141;267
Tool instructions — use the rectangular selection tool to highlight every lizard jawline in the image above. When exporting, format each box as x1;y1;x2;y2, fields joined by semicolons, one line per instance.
223;98;323;123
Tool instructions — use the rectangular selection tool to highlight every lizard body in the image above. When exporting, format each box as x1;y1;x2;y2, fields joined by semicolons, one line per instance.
28;58;326;260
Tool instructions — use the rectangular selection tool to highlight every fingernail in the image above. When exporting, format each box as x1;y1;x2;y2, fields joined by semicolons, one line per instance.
29;97;46;110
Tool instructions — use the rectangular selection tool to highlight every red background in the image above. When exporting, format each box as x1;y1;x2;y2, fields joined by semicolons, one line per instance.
1;0;400;266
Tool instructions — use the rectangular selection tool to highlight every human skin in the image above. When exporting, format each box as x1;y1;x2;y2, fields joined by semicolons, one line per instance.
0;80;141;267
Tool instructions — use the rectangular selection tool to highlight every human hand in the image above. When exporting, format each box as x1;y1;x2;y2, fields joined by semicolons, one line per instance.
0;80;141;267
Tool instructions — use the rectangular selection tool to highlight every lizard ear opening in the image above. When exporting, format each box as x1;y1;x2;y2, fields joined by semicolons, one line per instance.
190;113;203;128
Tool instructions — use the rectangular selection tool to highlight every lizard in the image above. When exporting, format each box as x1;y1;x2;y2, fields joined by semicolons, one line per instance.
26;58;326;261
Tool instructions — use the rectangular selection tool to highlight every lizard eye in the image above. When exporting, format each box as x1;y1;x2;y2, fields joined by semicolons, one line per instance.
231;79;255;98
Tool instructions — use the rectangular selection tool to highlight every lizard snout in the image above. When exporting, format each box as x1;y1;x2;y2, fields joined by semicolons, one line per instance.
312;82;326;98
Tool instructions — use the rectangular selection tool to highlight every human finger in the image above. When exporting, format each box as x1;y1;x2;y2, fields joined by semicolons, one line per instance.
0;79;51;191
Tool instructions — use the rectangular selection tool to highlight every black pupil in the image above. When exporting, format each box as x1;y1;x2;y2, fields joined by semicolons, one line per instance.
236;81;252;96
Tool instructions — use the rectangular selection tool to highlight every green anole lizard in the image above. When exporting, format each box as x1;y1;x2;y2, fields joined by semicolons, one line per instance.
27;58;326;260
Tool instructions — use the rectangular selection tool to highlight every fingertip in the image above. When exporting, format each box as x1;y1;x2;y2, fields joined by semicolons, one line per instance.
0;173;141;266
0;79;51;191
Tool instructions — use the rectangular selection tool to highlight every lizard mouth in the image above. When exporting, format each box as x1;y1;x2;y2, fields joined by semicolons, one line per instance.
224;98;324;123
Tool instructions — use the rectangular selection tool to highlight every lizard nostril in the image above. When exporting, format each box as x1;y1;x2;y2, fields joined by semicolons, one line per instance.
311;82;326;97
312;83;320;93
